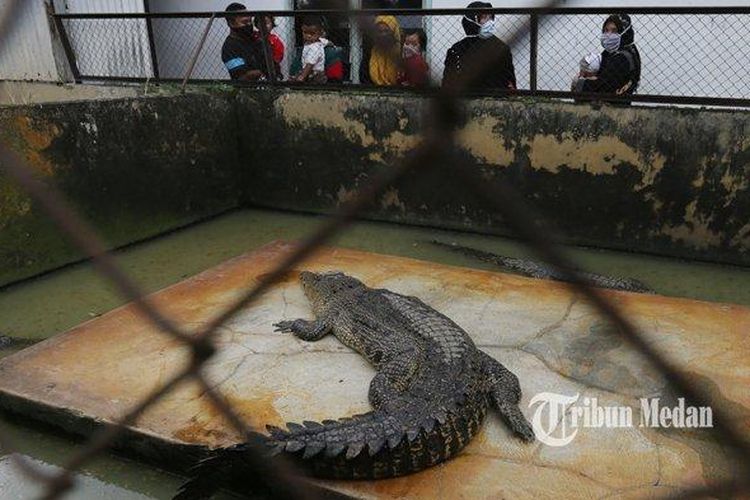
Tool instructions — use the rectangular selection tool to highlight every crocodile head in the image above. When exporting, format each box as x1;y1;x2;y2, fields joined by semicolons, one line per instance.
299;271;365;312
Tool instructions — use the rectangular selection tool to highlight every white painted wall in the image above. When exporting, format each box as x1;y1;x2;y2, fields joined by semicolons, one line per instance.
0;0;60;81
3;0;747;99
53;0;154;78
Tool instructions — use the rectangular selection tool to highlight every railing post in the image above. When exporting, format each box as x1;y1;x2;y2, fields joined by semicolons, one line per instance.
349;0;363;84
143;0;160;80
257;12;278;84
181;13;215;92
51;13;82;83
529;12;538;93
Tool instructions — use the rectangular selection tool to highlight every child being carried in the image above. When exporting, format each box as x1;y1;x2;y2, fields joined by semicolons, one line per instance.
294;17;331;84
571;52;601;92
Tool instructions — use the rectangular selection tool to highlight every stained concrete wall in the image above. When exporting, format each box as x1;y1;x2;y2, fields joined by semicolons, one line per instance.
0;81;184;105
0;93;242;286
1;88;748;287
239;89;750;267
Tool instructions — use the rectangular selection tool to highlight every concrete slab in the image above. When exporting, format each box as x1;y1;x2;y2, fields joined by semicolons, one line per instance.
0;241;747;498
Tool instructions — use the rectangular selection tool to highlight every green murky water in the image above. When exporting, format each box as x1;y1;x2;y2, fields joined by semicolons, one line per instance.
1;208;749;499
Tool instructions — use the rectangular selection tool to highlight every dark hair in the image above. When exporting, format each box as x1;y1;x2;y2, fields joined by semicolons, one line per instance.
254;15;276;31
301;15;324;30
603;13;635;48
225;2;247;27
462;1;493;36
403;28;427;49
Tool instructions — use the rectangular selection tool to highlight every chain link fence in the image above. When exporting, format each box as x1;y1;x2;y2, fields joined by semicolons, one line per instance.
1;1;750;498
53;7;750;107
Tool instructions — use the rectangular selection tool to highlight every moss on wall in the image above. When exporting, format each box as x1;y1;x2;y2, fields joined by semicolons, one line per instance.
239;89;750;266
0;95;244;286
1;87;748;287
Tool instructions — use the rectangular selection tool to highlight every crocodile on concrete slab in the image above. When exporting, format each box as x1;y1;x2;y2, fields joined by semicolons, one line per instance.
429;240;655;294
175;271;534;499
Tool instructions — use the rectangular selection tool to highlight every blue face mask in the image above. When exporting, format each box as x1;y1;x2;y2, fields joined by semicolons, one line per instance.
478;19;496;39
464;16;496;39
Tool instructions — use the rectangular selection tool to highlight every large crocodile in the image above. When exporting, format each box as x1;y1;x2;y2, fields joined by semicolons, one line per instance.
176;271;533;499
430;240;655;294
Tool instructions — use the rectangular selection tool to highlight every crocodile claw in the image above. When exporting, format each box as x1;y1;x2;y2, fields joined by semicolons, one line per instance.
273;321;295;334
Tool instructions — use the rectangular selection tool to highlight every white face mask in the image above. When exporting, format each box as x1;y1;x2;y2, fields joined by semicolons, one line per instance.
600;32;620;52
600;25;631;53
403;44;420;58
464;16;496;39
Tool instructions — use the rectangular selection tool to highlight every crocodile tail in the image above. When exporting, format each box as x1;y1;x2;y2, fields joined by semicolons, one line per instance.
429;240;528;274
265;410;402;462
267;394;488;479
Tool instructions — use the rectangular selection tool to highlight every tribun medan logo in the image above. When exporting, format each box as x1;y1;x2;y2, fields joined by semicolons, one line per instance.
529;392;713;447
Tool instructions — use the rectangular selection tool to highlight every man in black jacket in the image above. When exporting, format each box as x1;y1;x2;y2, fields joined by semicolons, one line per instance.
581;13;641;95
221;3;266;81
442;1;516;91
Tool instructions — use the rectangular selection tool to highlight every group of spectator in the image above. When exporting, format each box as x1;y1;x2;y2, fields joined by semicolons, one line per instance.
221;1;641;96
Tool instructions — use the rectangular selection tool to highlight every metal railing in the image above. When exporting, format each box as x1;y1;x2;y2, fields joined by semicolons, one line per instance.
1;1;749;499
51;6;750;108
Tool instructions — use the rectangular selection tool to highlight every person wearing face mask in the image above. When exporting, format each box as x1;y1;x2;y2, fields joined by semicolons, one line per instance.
221;3;267;81
368;15;403;86
398;29;429;87
443;1;516;91
580;13;641;96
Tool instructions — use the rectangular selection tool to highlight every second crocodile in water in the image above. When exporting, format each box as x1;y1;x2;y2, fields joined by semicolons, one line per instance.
177;271;534;498
430;240;655;294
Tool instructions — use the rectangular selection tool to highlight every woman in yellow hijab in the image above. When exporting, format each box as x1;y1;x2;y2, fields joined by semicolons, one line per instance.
369;15;402;86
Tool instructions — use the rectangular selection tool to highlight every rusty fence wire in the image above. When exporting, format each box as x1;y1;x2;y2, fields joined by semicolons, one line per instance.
1;1;750;499
52;6;750;108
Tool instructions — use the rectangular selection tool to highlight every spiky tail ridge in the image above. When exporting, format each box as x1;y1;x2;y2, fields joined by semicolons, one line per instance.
176;397;488;498
262;396;488;480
